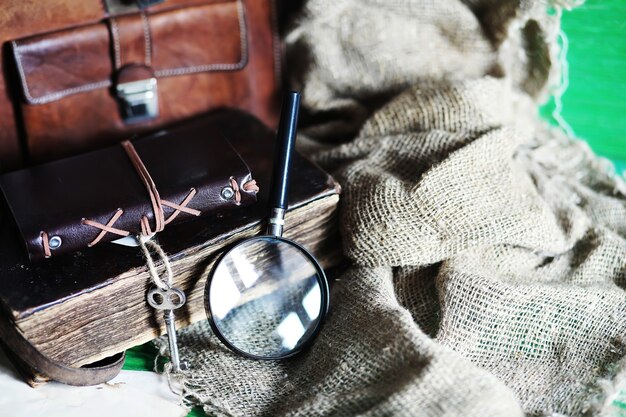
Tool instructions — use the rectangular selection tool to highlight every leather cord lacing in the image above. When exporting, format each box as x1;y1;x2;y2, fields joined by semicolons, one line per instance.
40;231;51;258
80;140;202;246
40;139;258;258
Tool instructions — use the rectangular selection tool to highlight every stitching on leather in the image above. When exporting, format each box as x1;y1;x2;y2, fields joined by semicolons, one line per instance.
141;12;152;67
12;41;112;105
40;231;51;258
80;187;204;249
153;0;248;77
82;209;129;247
242;179;259;194
75;140;256;252
229;177;241;205
13;0;246;104
11;41;33;102
163;188;201;225
109;17;122;69
74;137;261;254
122;140;165;235
140;215;153;236
80;143;214;249
229;176;262;206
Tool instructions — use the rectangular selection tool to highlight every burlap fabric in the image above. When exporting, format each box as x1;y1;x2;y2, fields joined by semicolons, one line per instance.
162;1;626;415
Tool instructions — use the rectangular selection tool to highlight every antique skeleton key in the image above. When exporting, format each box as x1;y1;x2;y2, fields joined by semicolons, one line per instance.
147;286;187;372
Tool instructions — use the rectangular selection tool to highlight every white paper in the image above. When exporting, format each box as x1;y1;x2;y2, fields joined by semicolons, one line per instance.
0;350;188;417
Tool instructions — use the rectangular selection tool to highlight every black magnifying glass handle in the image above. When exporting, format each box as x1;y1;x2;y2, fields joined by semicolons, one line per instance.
267;91;301;237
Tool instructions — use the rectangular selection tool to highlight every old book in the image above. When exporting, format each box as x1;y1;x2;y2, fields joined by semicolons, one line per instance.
0;111;342;385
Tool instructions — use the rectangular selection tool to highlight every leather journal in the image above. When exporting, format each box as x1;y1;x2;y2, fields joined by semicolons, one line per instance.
0;110;342;386
0;117;259;262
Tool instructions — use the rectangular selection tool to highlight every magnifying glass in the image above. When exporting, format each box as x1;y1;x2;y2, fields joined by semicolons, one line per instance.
204;92;330;359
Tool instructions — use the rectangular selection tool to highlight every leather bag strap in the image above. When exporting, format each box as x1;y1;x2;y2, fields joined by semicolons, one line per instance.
0;312;125;386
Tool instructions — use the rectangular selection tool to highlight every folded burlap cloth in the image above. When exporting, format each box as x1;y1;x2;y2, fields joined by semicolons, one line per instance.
163;1;626;415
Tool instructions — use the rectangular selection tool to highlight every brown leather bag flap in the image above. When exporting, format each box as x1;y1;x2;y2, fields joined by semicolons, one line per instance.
12;0;246;105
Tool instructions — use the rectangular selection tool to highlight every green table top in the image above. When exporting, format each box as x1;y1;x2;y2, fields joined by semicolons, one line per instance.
540;0;626;171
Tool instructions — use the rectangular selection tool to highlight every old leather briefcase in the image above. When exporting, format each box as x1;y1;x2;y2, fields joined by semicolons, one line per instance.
0;0;281;169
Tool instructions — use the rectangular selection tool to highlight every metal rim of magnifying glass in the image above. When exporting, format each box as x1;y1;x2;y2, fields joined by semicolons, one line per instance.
204;236;330;360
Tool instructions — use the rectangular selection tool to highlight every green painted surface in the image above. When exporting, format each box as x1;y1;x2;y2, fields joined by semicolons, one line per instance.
124;343;208;416
186;407;208;417
541;0;626;169
122;341;160;371
607;381;626;417
122;2;625;416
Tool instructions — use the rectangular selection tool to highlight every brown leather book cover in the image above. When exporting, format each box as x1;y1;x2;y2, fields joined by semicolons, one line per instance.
0;117;258;262
0;110;342;382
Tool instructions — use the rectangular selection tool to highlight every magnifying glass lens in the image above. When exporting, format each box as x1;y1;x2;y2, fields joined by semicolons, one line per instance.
207;237;326;359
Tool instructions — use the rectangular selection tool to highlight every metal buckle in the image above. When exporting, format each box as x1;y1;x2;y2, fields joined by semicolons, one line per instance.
115;77;159;124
